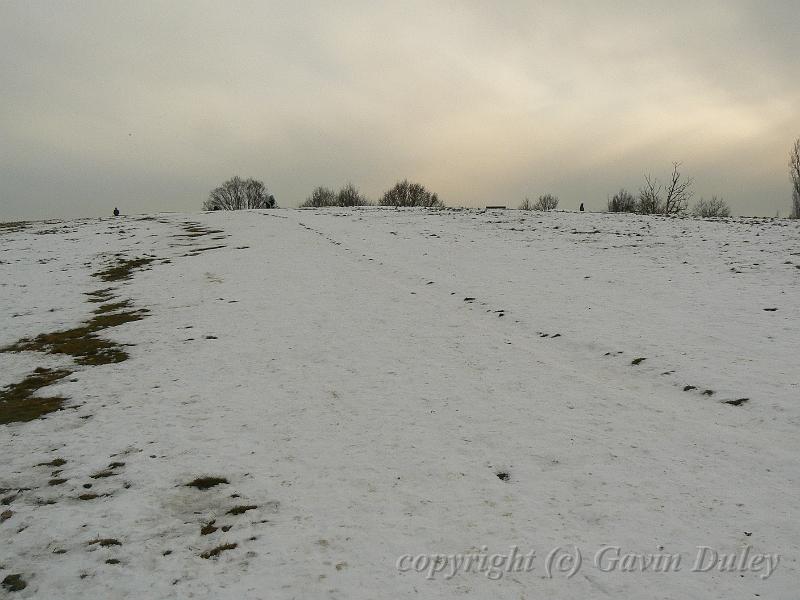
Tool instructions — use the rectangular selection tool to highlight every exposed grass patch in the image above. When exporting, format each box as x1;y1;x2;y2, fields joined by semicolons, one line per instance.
92;257;154;282
724;398;749;406
88;538;121;547
0;221;31;235
631;357;647;365
37;458;67;467
2;309;148;366
78;493;106;501
85;288;116;303
200;542;237;559
226;504;257;515
93;300;132;314
48;478;67;486
185;476;229;490
2;574;27;592
200;521;218;535
192;245;227;253
0;368;72;425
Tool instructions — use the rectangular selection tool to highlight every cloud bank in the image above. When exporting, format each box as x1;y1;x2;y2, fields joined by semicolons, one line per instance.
1;0;798;218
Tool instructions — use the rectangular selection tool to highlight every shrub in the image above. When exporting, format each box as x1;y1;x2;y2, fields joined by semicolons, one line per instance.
532;194;558;211
300;186;337;208
607;189;637;212
692;196;731;218
519;198;533;211
379;180;442;207
300;184;370;207
336;183;371;206
204;176;276;210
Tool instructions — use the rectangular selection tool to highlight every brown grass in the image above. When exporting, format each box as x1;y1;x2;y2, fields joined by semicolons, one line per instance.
93;300;132;314
85;288;116;303
2;574;27;592
78;493;103;500
2;309;148;366
0;368;72;425
200;521;218;535
92;257;154;282
185;476;229;490
88;538;121;547
200;543;237;559
226;504;257;515
0;221;30;235
37;458;67;467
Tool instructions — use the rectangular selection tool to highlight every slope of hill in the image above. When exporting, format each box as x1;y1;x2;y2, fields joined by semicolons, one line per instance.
1;209;798;598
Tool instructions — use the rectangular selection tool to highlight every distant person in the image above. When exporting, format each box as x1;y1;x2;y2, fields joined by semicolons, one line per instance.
113;207;120;216
579;203;584;212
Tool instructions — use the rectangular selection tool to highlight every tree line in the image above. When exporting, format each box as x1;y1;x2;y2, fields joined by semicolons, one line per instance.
205;137;800;217
300;180;442;208
203;178;443;210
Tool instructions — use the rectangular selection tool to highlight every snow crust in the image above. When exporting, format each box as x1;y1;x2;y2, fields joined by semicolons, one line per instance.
1;208;798;598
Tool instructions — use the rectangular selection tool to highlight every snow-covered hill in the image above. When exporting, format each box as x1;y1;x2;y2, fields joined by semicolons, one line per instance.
1;208;798;599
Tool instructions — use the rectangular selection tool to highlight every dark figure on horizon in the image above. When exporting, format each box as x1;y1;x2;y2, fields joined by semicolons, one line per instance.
579;203;584;212
113;207;120;216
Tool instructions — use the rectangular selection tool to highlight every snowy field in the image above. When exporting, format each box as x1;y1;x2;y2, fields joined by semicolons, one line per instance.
1;207;799;599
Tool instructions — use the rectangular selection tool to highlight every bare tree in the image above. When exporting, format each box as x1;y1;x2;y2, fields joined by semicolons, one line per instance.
638;175;662;214
790;137;800;218
379;180;442;207
692;196;731;218
532;194;559;211
638;162;692;214
204;176;276;210
607;188;636;212
662;162;693;214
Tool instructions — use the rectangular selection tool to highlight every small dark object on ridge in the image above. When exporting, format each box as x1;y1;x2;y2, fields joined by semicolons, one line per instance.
579;203;584;212
113;207;120;217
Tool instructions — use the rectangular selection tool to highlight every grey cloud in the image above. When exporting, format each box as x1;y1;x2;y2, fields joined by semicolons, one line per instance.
1;0;798;219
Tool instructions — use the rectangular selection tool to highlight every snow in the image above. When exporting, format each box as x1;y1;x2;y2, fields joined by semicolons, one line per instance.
1;208;799;599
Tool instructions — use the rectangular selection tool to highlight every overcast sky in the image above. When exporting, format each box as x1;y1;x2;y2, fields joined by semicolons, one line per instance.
1;1;798;219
